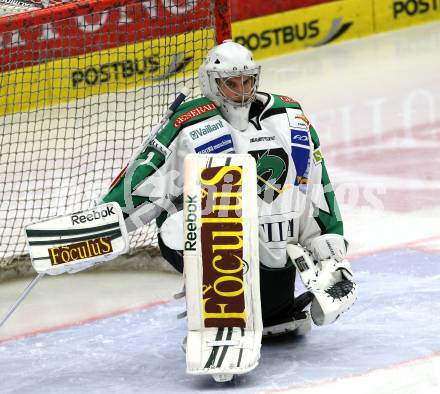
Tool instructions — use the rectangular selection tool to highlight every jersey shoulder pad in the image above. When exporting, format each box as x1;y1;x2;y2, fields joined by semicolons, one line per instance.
171;97;221;129
155;97;221;148
269;93;302;110
268;93;321;149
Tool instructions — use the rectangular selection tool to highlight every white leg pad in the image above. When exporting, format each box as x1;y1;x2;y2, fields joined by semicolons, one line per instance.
186;328;262;378
183;154;262;380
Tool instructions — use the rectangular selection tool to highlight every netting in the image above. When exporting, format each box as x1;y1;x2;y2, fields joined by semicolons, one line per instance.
0;0;43;17
0;0;230;279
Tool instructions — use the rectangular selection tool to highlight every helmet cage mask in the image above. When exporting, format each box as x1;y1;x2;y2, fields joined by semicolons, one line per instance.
206;67;260;108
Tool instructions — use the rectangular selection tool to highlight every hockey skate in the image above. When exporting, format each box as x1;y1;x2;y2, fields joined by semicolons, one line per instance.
262;292;313;338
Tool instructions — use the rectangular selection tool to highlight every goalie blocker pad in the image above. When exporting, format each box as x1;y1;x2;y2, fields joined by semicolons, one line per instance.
26;202;129;275
183;154;262;381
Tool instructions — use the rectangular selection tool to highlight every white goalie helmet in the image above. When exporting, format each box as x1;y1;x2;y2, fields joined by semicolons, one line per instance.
199;40;260;131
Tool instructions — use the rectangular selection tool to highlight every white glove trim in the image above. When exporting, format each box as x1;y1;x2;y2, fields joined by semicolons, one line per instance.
287;244;357;325
309;233;347;262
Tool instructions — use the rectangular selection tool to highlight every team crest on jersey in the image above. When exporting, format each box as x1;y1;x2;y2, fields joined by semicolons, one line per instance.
249;148;289;202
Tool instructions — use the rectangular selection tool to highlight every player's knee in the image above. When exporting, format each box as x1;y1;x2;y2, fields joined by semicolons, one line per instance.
158;232;184;273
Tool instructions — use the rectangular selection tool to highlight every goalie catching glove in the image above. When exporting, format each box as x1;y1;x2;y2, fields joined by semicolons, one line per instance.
287;234;357;326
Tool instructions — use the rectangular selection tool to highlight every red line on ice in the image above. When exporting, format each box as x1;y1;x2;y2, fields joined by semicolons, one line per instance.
1;234;439;343
0;297;171;344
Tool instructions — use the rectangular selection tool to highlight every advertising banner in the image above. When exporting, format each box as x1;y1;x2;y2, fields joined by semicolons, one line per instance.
0;0;211;72
0;29;208;116
231;0;336;21
373;0;440;32
1;0;439;116
232;0;374;59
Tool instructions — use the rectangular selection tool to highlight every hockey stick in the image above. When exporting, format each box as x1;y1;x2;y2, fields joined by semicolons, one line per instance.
107;86;191;191
129;86;190;163
0;273;45;329
0;87;191;331
0;201;129;330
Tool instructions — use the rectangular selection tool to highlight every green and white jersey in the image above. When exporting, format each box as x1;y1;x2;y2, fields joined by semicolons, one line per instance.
102;92;343;268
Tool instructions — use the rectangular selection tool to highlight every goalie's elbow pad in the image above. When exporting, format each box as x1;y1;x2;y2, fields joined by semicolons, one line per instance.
287;244;357;326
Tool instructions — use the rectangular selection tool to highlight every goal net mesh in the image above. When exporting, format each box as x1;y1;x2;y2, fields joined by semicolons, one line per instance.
0;0;227;279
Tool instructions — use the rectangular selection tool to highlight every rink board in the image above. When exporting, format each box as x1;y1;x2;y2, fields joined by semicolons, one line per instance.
232;0;440;60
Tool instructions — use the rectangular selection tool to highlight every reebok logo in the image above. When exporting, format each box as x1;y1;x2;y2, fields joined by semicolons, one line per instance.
184;194;198;251
71;206;115;225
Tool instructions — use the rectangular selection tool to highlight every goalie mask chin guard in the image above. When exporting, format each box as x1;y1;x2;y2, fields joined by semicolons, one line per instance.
199;41;260;131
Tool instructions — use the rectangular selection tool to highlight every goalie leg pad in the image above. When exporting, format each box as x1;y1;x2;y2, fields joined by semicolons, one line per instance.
183;154;262;379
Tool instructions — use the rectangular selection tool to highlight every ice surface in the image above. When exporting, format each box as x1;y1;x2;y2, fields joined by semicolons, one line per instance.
1;249;439;393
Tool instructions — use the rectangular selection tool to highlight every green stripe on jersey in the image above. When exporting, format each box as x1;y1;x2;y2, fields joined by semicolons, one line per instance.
270;94;302;110
309;125;320;149
315;160;343;236
102;145;164;209
102;97;220;209
157;97;221;147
